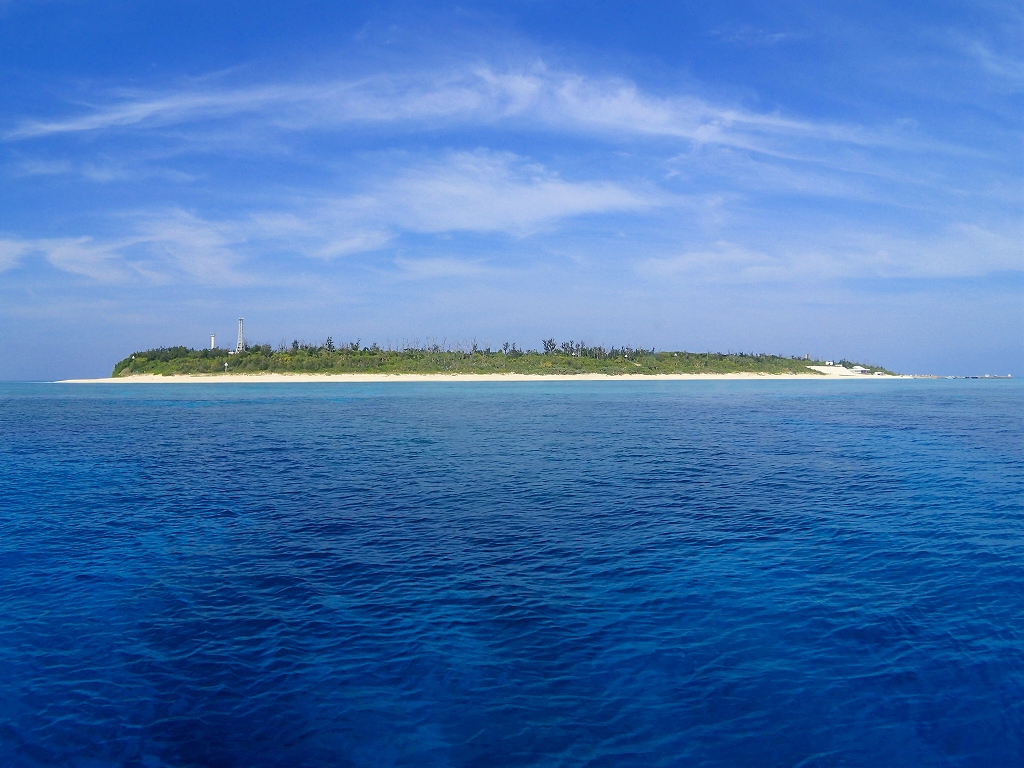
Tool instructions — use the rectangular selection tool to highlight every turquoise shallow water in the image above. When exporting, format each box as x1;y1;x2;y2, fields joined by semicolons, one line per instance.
0;380;1021;767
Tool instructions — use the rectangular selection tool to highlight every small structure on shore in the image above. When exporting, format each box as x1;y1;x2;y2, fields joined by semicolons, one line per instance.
230;318;244;355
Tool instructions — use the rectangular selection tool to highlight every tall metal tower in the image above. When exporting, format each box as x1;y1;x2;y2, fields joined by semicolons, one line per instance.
235;318;245;353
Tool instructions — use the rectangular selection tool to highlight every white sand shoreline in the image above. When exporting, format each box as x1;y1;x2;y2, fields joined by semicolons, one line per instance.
57;370;905;383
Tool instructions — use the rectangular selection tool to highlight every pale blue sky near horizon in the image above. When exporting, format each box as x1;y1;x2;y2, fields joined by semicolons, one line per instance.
0;0;1020;379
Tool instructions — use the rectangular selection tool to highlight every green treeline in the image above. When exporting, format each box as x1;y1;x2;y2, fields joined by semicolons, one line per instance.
111;339;893;377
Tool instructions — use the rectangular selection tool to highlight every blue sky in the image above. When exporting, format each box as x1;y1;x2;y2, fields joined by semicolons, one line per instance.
1;0;1020;379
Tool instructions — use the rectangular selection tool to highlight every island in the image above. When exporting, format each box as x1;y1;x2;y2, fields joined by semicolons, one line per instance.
107;340;895;378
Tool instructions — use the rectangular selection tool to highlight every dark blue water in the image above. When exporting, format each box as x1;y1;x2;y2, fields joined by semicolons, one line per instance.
0;381;1021;767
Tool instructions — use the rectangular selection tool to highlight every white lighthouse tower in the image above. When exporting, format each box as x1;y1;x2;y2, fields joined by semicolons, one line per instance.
234;318;244;354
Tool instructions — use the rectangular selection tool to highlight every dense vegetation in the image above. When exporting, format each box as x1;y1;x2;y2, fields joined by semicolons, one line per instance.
112;339;893;377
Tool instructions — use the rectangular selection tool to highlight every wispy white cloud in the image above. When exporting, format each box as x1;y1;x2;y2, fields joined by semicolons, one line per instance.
0;215;252;285
0;238;34;272
5;85;305;139
10;153;199;183
311;231;395;260
637;223;1024;284
33;236;147;282
664;146;880;201
0;151;654;283
638;243;785;283
13;147;985;303
708;26;807;46
78;162;197;183
250;150;655;256
13;158;73;176
838;223;1024;279
956;37;1024;88
131;211;251;284
3;63;929;160
393;256;494;279
6;155;1016;288
381;151;652;234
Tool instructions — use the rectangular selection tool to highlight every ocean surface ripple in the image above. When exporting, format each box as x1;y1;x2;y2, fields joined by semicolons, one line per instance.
0;380;1021;767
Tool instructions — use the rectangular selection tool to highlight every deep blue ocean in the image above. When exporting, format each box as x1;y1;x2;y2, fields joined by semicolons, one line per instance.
0;380;1021;767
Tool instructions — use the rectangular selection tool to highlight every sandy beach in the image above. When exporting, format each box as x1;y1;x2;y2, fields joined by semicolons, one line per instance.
58;367;900;383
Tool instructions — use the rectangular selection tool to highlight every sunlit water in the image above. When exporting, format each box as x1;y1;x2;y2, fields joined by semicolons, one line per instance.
1;380;1021;767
